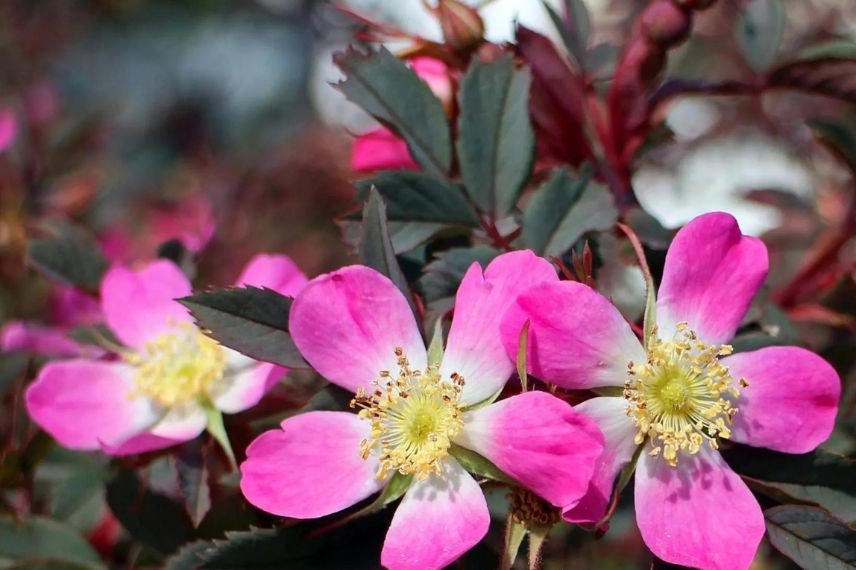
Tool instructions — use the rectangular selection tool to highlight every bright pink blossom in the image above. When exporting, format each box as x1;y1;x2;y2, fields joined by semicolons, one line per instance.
0;109;18;153
26;254;307;455
240;251;604;570
501;212;841;570
351;57;453;173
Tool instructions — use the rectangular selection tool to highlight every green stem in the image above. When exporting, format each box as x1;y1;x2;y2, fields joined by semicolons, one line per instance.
205;407;237;472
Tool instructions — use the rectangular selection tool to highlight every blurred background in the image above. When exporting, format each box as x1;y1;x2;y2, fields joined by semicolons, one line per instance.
0;0;854;568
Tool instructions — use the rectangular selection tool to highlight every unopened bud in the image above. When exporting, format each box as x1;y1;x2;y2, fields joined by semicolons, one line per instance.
437;0;485;52
641;0;693;49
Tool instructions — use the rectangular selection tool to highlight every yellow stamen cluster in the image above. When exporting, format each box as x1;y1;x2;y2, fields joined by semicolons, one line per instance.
351;348;465;481
624;322;745;467
128;323;226;407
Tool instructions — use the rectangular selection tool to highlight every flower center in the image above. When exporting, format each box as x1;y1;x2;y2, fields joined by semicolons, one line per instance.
351;348;465;481
128;323;226;407
624;322;746;467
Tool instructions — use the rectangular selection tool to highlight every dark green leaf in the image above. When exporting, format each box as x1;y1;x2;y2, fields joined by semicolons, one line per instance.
799;40;856;60
722;445;856;522
334;47;451;178
194;520;387;569
765;505;856;569
27;226;108;291
522;166;617;256
737;0;785;71
106;468;194;556
457;54;535;217
541;0;589;66
176;439;212;527
338;219;455;255
810;119;856;170
0;515;101;566
6;561;98;570
418;246;500;303
359;187;419;321
165;542;209;570
355;171;480;226
449;444;513;484
180;286;307;368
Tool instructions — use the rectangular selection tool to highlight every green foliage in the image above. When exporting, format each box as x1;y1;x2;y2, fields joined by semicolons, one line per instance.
176;440;212;528
26;225;108;292
355;171;480;227
418;246;500;304
522;166;617;257
764;506;856;569
105;468;194;556
180;286;307;368
359;187;419;322
457;54;535;217
0;515;102;568
737;0;785;72
335;47;452;178
723;445;856;523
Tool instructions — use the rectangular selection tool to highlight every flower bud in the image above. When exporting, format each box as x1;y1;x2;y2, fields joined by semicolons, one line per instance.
437;0;485;52
640;0;693;49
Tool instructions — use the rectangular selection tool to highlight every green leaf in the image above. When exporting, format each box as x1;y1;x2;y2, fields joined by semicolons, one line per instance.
765;505;856;569
359;187;419;322
427;318;445;367
799;40;856;61
6;561;98;570
810;119;856;170
449;443;513;484
176;439;212;527
516;320;530;393
722;445;856;523
541;0;590;66
499;515;527;570
204;407;236;472
522;166;617;257
355;171;480;226
737;0;785;71
457;54;535;217
418;246;500;304
27;226;108;291
106;468;194;556
0;515;102;567
180;286;307;368
335;48;451;178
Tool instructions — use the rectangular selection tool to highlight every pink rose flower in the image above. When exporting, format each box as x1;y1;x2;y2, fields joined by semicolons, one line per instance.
239;251;604;570
26;254;307;455
0;109;18;153
501;212;841;570
351;57;453;173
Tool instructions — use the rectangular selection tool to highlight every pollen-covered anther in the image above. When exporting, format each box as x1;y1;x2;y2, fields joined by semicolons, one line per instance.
625;323;741;467
128;323;226;407
351;347;465;481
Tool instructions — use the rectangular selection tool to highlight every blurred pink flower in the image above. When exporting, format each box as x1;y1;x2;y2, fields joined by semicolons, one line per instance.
351;57;453;173
240;251;604;570
502;212;841;570
0;109;18;153
26;254;307;455
99;194;215;264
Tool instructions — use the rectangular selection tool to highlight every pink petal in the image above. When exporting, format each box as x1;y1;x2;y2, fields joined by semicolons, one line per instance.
0;109;18;153
441;251;558;405
236;253;308;297
657;212;768;345
501;280;645;390
103;431;189;455
634;449;765;570
351;128;418;173
1;321;95;358
563;396;639;523
454;391;604;507
289;265;426;394
381;459;489;570
210;350;283;414
101;261;193;350
410;57;453;105
25;359;160;450
240;411;384;518
148;404;207;441
723;346;840;453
